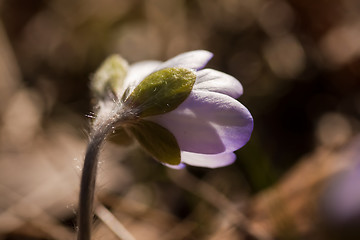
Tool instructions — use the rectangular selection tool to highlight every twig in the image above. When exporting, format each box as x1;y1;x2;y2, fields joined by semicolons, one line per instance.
95;204;136;240
0;184;74;239
167;169;271;240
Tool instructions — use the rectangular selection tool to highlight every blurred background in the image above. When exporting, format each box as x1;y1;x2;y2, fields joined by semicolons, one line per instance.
1;0;360;239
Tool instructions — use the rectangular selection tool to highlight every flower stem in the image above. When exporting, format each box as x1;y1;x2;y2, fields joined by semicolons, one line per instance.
77;106;135;240
77;124;111;240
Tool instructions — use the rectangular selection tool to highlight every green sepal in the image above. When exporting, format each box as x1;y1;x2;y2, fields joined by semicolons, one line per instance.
91;54;128;98
124;67;196;117
128;120;181;165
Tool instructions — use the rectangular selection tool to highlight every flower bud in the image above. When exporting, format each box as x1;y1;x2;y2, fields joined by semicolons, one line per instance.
91;54;128;98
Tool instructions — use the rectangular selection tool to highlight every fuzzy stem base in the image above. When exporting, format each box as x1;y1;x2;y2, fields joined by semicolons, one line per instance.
77;125;111;240
77;105;134;240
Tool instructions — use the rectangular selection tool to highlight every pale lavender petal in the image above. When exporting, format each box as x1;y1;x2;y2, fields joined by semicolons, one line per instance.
162;162;186;169
148;90;253;154
121;60;161;97
194;69;243;98
155;50;213;71
181;152;236;168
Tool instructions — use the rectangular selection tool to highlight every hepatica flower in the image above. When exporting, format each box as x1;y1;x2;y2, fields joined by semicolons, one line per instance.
78;50;253;240
91;50;253;169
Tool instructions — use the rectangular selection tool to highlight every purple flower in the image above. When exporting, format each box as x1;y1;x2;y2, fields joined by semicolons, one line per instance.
321;163;360;225
92;50;253;168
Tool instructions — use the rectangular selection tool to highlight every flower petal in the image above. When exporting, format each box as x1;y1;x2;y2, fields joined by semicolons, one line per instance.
194;69;243;98
155;50;213;71
121;60;161;98
162;162;186;169
148;90;253;154
181;152;236;168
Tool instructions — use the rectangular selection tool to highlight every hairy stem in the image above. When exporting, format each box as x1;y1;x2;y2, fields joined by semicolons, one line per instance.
77;123;112;240
77;105;135;240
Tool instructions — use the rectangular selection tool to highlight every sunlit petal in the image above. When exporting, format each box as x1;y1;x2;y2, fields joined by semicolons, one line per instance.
148;90;253;155
155;50;213;71
194;69;243;98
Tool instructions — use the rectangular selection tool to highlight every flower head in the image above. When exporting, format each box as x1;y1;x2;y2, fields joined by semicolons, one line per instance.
320;163;360;224
91;50;253;168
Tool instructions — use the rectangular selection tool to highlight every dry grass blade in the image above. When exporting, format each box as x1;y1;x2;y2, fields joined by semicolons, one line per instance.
95;203;136;240
0;184;75;239
167;169;271;240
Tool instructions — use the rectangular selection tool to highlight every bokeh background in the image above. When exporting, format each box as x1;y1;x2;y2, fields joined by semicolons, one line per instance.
1;0;360;239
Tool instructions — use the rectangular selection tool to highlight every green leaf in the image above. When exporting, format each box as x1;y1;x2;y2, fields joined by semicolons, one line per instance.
127;120;181;165
108;127;134;146
91;54;128;98
124;67;196;117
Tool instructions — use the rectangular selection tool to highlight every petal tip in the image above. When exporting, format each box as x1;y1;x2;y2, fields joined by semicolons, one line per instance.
181;152;236;168
156;50;214;71
163;162;186;169
192;50;213;69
